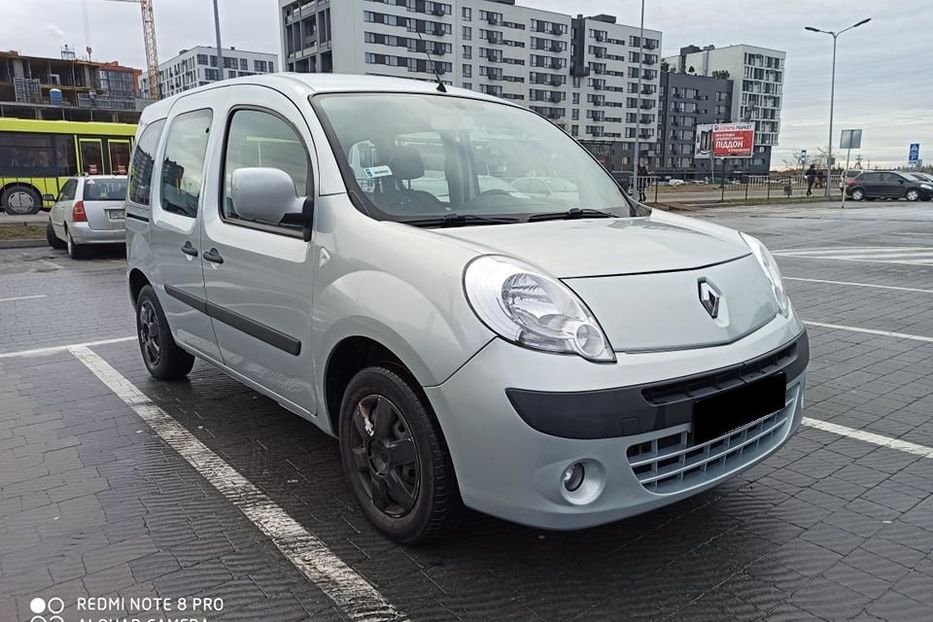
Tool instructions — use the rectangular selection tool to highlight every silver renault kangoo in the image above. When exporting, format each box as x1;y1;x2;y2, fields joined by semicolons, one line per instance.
126;74;808;543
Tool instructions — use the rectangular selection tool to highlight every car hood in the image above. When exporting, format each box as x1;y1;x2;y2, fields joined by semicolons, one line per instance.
433;210;750;278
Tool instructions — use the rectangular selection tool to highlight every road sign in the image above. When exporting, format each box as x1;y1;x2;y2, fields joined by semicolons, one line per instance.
908;143;920;162
840;129;862;150
694;123;755;158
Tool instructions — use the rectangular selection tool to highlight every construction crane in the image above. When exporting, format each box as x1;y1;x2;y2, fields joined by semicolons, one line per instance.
101;0;161;99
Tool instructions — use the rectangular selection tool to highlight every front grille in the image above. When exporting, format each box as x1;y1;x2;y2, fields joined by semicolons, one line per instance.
642;341;797;406
626;387;797;494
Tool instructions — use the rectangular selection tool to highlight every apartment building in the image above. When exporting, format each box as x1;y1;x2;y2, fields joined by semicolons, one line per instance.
278;0;662;166
656;71;737;178
140;46;277;98
664;43;785;162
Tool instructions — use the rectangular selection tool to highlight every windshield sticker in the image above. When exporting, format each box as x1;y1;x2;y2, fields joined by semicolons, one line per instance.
363;165;393;180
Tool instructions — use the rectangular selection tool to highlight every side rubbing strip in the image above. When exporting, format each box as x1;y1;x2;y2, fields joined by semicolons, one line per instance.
205;301;302;355
163;284;301;355
164;284;207;313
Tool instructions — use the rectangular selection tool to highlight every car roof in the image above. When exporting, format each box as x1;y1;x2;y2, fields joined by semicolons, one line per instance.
140;73;504;121
73;175;127;182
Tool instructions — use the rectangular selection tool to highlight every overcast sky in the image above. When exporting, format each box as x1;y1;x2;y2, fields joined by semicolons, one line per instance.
3;0;931;168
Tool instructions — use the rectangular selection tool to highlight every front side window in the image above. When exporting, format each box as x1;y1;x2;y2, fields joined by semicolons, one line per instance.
222;109;310;230
128;119;165;206
315;93;639;224
58;179;77;201
160;110;212;217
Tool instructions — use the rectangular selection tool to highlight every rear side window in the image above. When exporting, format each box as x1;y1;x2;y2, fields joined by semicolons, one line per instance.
221;109;310;230
161;110;212;218
84;178;128;201
128;119;165;206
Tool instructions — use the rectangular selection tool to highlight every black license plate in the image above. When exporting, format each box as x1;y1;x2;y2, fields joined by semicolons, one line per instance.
692;372;786;444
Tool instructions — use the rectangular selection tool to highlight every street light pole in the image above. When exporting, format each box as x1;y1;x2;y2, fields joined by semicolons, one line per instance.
213;0;225;81
632;0;645;199
804;18;870;197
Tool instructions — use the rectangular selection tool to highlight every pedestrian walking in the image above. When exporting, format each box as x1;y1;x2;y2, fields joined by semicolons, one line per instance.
637;164;650;202
805;164;817;196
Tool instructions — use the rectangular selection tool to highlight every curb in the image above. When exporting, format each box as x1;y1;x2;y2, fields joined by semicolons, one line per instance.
0;239;47;249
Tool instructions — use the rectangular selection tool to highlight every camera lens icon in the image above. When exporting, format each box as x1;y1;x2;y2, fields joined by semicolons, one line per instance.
29;596;64;622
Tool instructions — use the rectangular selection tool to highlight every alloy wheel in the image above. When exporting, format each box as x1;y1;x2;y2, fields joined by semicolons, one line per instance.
138;300;162;366
347;394;420;518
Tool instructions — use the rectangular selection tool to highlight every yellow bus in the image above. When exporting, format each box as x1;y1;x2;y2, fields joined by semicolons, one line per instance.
0;118;137;215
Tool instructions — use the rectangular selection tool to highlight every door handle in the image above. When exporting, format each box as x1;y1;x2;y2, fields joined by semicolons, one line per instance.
181;241;198;257
203;248;224;264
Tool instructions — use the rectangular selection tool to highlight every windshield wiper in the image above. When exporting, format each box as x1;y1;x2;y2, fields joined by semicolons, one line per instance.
526;208;617;222
400;213;519;228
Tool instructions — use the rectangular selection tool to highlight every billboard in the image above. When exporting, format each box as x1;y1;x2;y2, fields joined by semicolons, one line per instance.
695;122;755;158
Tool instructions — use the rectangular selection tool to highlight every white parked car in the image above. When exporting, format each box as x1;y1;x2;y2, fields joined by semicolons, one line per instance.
667;178;686;186
47;175;127;258
125;74;808;542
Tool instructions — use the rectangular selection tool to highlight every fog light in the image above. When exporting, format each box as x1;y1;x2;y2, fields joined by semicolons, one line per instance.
561;462;585;492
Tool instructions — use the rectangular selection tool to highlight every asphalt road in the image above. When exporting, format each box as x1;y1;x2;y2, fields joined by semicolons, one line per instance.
2;202;933;621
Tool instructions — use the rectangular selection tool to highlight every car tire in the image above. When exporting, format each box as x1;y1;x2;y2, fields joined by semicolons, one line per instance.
65;227;87;259
906;189;920;202
135;284;195;380
47;221;66;249
0;185;42;215
339;366;463;543
851;188;865;201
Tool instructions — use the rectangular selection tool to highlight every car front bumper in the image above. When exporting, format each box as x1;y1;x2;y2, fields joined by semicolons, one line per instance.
425;311;807;530
69;221;126;245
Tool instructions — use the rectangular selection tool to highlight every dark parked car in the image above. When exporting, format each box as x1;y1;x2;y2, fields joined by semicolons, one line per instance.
846;171;933;201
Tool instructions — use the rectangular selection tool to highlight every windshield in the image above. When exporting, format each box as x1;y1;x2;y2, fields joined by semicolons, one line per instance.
84;178;128;201
314;93;641;224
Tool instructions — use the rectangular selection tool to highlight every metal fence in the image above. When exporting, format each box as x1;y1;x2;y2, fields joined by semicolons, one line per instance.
614;172;849;204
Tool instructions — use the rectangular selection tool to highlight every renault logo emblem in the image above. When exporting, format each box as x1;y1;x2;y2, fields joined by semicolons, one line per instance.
698;280;721;319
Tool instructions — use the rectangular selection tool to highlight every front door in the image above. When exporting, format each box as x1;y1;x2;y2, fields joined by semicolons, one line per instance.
200;85;318;414
79;139;104;175
149;104;222;361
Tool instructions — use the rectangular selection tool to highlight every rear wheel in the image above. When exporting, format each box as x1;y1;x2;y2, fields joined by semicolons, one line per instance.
1;185;42;215
906;189;920;202
851;188;865;201
65;228;87;259
47;221;66;249
135;285;195;380
339;366;462;543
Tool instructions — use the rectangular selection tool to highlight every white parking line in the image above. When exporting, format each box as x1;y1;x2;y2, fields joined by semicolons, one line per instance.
0;335;135;360
774;246;933;267
804;321;933;344
0;294;47;303
69;345;406;622
803;417;933;459
785;277;933;294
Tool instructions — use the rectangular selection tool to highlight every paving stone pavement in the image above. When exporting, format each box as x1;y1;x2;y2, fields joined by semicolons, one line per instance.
2;205;933;621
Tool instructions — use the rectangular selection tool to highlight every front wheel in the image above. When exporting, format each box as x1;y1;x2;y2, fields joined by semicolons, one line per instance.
906;189;920;202
339;366;462;543
851;188;865;201
135;285;195;380
47;221;66;249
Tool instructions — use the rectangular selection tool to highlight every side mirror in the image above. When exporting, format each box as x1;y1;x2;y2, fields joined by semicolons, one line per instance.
231;167;313;237
42;194;55;202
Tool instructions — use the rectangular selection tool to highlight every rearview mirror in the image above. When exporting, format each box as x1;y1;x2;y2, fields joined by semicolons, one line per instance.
231;167;313;236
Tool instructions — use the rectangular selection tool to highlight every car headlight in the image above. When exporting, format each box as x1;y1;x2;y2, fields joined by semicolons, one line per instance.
740;233;789;316
464;255;615;362
921;184;932;190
